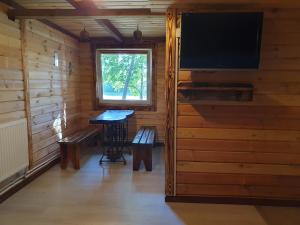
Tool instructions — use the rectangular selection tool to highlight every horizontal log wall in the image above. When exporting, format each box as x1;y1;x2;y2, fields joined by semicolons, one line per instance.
0;5;84;177
24;19;81;167
0;10;25;123
175;8;300;199
79;43;166;143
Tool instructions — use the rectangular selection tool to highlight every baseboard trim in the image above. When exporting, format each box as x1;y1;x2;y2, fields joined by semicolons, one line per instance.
165;196;300;207
0;158;59;204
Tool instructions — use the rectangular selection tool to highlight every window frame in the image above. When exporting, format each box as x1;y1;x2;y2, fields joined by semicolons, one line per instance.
95;48;154;109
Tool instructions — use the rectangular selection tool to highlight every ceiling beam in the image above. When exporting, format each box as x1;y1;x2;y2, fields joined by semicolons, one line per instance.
72;0;98;9
65;0;81;9
66;0;98;9
0;0;24;9
7;9;164;19
1;0;79;39
96;19;124;43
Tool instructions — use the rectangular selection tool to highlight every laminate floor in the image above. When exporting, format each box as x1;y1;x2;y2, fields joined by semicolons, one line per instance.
0;146;300;225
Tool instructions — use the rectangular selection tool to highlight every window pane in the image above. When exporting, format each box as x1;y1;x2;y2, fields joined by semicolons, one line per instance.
101;53;148;101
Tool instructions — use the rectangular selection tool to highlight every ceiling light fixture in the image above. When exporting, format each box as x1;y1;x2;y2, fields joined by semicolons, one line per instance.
133;25;142;42
80;25;90;42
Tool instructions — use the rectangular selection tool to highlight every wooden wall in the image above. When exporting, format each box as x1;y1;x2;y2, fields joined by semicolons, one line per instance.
79;42;166;143
0;4;82;173
172;8;300;199
0;10;25;123
23;20;81;168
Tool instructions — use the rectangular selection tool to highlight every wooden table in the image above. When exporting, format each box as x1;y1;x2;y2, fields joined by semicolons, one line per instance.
89;110;135;164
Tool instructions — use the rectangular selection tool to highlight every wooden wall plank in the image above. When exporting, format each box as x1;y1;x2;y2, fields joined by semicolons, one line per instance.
177;115;300;130
177;150;300;164
177;172;300;187
177;161;300;176
177;139;300;154
177;127;300;142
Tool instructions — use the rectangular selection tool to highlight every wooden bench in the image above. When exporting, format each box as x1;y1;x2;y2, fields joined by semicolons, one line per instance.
58;128;101;169
132;126;156;171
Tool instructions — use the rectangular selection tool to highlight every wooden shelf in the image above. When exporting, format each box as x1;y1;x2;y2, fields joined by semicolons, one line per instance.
177;82;254;102
177;82;253;91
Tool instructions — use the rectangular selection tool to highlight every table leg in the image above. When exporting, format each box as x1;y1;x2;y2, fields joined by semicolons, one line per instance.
60;143;68;169
74;145;80;170
99;122;127;165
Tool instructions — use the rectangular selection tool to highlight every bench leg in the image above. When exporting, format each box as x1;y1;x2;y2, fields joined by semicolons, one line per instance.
60;144;68;169
144;147;152;172
74;145;80;170
133;147;141;171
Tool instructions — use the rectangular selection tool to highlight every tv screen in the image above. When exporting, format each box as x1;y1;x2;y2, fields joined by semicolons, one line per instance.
180;12;263;69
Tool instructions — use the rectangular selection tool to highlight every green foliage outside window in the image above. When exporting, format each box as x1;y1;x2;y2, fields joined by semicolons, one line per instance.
101;53;148;100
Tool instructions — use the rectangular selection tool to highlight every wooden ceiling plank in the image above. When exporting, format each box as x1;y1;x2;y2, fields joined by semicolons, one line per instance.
1;0;79;39
7;8;165;19
96;19;124;42
38;19;79;39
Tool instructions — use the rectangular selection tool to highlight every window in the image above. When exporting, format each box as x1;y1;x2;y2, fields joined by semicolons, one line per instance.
96;49;152;106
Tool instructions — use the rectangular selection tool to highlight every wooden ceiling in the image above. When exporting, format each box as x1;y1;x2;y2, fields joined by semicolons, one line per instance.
4;0;300;40
48;15;165;38
11;0;73;9
9;0;168;40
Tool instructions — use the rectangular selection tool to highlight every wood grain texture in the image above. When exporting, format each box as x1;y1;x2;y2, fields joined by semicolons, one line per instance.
20;18;33;167
0;9;25;124
22;19;82;168
173;7;300;200
164;8;177;196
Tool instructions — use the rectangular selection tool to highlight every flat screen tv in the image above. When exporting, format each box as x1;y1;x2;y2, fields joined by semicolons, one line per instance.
180;12;264;70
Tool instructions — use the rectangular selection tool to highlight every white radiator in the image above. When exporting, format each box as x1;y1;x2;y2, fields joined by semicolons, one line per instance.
0;119;29;183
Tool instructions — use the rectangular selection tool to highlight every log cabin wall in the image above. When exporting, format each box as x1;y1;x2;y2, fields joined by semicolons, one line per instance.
0;7;81;178
79;42;166;143
166;7;300;200
24;19;81;168
0;9;25;123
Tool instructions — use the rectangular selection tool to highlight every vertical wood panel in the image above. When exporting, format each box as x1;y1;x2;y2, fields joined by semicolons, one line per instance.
20;19;33;167
165;8;177;196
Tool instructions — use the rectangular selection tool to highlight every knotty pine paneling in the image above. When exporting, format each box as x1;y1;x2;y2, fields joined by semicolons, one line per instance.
23;19;81;167
79;43;166;143
175;8;300;199
0;10;25;123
